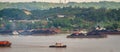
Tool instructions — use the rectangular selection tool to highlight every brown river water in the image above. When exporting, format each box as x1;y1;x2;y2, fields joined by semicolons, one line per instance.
0;34;120;52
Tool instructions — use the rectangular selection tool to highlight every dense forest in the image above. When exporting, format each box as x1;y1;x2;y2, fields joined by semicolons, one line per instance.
0;1;120;31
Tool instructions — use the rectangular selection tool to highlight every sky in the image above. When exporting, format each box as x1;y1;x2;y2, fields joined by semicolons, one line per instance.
0;0;120;3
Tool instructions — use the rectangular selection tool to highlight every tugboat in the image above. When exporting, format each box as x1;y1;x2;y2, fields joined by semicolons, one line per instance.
49;43;66;48
0;41;11;47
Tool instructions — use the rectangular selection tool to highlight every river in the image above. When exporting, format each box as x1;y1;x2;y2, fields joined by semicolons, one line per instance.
0;34;120;52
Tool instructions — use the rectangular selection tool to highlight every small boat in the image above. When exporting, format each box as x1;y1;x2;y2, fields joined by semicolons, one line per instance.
12;31;19;35
0;41;11;47
49;43;66;48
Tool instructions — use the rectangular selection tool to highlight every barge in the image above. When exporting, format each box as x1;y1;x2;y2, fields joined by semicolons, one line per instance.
0;41;11;47
94;26;120;35
67;31;107;38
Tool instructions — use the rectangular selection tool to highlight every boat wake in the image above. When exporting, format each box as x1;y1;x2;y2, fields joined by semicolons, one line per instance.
13;44;48;48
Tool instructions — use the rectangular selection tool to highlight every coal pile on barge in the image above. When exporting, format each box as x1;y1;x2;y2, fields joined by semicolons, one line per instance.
67;29;107;38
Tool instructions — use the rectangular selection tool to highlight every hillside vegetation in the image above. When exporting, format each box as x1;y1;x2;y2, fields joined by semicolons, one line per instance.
0;1;120;31
0;1;120;10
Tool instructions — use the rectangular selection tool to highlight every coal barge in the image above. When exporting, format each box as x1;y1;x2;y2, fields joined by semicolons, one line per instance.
92;26;120;35
67;29;107;38
93;30;120;35
67;32;107;38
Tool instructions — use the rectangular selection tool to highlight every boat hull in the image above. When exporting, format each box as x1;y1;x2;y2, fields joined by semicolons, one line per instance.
49;45;67;48
92;30;120;35
100;32;120;35
67;35;107;38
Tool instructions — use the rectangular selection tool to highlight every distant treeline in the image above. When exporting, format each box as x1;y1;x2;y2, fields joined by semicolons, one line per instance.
0;1;120;10
0;7;120;31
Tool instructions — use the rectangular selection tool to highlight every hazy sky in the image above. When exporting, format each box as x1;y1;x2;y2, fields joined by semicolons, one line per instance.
0;0;120;3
